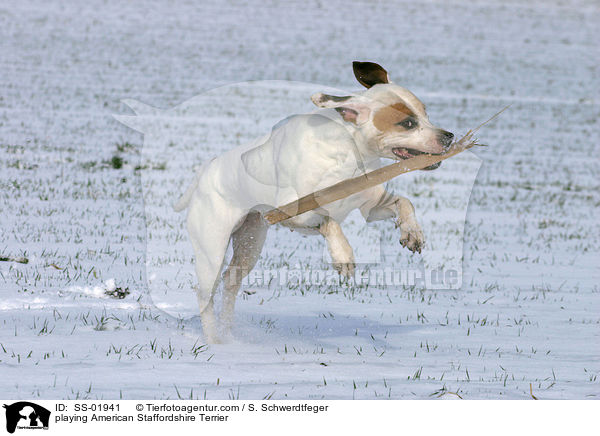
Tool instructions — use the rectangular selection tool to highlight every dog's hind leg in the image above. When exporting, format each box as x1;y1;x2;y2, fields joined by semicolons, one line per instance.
221;211;268;338
186;200;246;344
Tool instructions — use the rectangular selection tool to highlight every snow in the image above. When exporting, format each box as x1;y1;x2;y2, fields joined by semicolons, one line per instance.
0;0;598;400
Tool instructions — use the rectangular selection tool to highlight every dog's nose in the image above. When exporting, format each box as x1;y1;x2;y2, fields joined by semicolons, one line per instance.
439;130;454;149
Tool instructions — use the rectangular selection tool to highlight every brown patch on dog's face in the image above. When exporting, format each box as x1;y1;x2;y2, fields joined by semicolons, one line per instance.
372;103;416;132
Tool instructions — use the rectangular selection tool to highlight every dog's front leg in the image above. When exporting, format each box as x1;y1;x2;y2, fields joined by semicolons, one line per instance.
393;196;424;253
360;187;424;253
318;216;355;277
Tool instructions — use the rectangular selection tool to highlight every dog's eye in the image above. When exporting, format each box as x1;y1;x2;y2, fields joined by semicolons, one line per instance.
396;118;417;129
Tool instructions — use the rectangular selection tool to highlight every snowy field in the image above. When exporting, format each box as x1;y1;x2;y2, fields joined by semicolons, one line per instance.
1;0;598;400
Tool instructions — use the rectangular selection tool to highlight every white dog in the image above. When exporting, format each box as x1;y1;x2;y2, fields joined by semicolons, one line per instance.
174;62;454;343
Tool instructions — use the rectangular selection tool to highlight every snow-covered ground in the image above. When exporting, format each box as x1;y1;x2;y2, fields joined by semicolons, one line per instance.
1;0;598;399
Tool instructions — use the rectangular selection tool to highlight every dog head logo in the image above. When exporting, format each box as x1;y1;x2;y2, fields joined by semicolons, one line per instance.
3;402;50;433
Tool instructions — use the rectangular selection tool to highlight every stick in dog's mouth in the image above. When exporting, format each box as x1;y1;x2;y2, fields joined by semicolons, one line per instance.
392;147;442;170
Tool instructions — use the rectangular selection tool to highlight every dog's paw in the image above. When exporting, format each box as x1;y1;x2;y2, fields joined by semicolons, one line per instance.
333;262;355;279
399;221;424;254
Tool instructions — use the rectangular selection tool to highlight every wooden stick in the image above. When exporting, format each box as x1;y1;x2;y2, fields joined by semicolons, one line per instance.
264;132;477;225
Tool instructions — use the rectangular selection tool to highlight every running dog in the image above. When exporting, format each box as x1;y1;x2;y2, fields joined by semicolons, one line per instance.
174;62;454;343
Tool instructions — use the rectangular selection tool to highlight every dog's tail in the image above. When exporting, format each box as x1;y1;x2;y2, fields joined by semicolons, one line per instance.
173;172;200;212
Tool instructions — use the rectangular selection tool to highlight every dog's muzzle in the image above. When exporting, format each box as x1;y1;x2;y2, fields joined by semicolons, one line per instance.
391;130;454;171
418;130;453;170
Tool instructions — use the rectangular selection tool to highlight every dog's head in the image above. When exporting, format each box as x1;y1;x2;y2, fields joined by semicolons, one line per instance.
311;61;453;170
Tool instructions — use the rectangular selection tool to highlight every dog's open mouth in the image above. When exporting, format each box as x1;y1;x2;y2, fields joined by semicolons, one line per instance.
392;147;424;160
391;147;442;170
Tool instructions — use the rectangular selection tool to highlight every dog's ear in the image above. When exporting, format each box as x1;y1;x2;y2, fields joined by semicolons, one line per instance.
311;93;371;125
352;61;389;88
